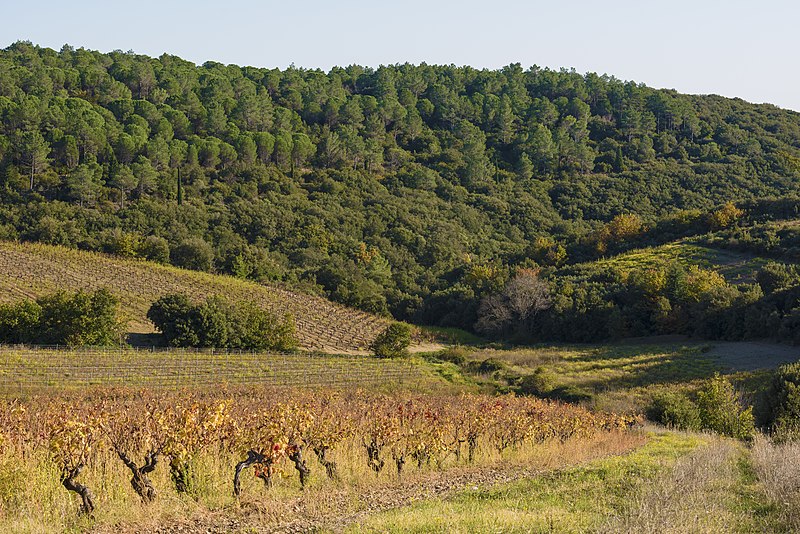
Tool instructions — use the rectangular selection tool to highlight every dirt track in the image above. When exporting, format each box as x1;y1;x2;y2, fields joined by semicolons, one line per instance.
617;335;800;372
704;341;800;371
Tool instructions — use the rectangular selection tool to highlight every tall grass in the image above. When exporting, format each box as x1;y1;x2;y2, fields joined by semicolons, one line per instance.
750;435;800;530
603;436;744;533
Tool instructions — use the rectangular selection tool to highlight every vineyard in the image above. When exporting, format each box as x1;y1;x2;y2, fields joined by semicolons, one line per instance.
0;346;447;394
0;387;637;532
0;241;388;352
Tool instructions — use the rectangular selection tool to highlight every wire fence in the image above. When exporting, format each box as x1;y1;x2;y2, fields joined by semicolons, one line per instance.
0;345;429;395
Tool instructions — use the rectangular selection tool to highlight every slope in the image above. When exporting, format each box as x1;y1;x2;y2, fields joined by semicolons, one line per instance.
588;240;772;284
0;240;388;352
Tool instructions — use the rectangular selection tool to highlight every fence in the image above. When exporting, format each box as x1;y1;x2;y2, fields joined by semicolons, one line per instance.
0;345;427;395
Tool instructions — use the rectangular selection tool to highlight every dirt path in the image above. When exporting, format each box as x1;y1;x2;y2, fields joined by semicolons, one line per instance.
704;341;800;371
617;335;800;372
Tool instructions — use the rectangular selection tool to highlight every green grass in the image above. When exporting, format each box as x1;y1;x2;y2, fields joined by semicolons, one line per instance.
456;342;726;412
349;431;788;534
348;432;706;533
730;452;781;531
589;240;770;284
418;326;485;346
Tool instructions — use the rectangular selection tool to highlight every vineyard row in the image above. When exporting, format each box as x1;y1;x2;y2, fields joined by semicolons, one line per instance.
0;388;638;519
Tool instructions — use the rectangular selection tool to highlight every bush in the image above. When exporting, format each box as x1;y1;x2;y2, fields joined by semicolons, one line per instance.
102;230;141;258
145;293;198;346
171;238;214;272
139;235;170;264
435;346;471;366
763;362;800;441
696;374;754;439
370;322;412;358
147;293;297;350
548;385;593;403
0;300;41;343
648;391;702;431
756;262;798;295
519;366;558;397
0;289;124;346
475;358;506;374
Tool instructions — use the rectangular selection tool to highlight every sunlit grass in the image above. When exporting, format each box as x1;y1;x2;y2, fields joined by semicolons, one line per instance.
588;241;769;284
465;343;723;412
350;431;705;533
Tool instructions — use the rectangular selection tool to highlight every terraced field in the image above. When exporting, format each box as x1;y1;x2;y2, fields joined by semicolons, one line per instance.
0;241;388;352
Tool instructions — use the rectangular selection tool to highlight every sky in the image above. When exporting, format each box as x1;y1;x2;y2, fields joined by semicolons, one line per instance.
3;0;799;110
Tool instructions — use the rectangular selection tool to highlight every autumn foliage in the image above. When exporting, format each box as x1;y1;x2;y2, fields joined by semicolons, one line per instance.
0;387;636;515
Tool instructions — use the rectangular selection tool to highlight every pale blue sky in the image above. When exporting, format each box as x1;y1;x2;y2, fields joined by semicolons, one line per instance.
3;1;799;110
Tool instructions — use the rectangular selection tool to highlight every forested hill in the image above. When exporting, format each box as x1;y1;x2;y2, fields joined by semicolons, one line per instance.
1;41;800;330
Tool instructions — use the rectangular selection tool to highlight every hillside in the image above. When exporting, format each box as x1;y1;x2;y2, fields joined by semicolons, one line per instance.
0;240;387;352
701;217;800;264
588;240;771;284
2;42;800;332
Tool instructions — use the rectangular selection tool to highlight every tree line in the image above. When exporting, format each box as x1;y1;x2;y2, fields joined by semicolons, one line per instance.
1;42;800;332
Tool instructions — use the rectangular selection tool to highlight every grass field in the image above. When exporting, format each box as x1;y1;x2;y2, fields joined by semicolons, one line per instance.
0;240;388;352
1;339;798;532
441;339;791;414
589;240;771;284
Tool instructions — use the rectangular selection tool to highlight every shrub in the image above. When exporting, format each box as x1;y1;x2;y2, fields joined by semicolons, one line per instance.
763;362;800;441
146;293;198;346
696;374;754;439
139;235;170;264
0;300;41;343
519;366;557;397
0;289;124;346
476;358;506;374
171;238;214;272
647;392;702;431
756;262;798;295
369;322;412;358
147;293;297;350
435;346;471;366
548;385;593;403
102;230;141;258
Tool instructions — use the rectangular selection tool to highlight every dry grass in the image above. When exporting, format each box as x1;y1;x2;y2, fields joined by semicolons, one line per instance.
351;429;787;534
351;430;698;534
0;240;388;352
750;435;800;530
602;436;750;533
